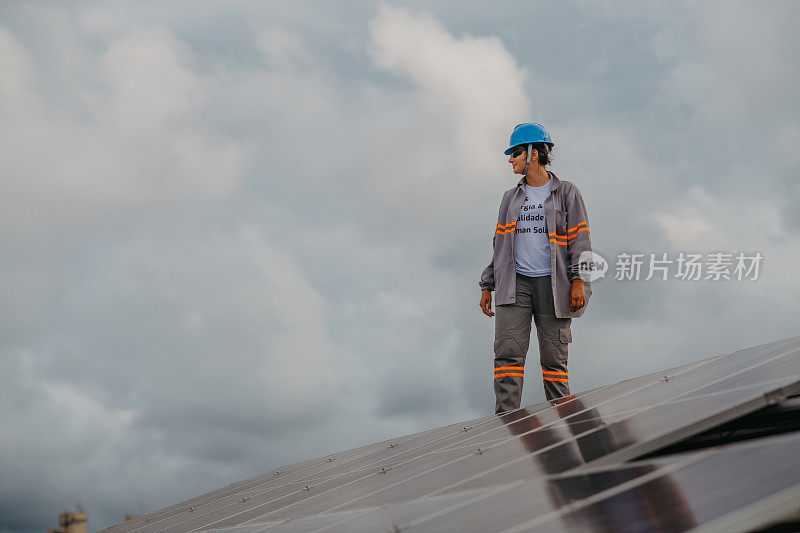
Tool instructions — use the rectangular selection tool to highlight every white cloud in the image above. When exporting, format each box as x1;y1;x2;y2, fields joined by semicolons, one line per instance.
0;22;250;241
367;4;527;177
97;26;203;136
0;25;43;116
255;26;312;71
651;1;800;160
652;185;721;250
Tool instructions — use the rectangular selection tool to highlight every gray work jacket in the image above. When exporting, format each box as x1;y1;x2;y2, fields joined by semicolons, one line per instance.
479;171;592;318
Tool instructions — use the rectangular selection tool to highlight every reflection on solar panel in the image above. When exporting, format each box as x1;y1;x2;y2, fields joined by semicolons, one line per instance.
103;336;800;532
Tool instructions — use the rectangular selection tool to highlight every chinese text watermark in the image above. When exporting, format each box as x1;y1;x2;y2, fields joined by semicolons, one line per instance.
579;252;763;282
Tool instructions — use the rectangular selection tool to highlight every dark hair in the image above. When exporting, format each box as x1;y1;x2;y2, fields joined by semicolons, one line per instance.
530;142;552;166
513;142;553;166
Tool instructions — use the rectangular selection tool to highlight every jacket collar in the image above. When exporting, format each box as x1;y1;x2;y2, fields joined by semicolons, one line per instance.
516;170;560;191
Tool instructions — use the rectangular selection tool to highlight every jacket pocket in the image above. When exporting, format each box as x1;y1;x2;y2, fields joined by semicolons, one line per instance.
559;326;572;344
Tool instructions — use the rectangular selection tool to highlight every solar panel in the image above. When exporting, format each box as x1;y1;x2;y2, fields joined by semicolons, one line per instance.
103;335;800;533
197;433;800;533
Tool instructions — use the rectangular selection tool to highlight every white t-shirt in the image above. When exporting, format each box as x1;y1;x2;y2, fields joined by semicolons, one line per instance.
515;180;552;277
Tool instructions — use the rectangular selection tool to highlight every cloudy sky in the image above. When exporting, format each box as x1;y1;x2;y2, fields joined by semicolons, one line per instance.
1;1;798;531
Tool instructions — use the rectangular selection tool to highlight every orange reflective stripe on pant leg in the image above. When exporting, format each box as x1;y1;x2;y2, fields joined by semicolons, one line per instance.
495;366;524;379
542;370;568;376
543;377;569;382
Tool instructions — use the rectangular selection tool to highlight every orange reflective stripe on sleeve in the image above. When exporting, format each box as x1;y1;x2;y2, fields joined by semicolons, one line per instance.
549;221;590;244
496;221;517;235
549;229;590;240
568;227;590;238
567;221;587;234
548;232;590;245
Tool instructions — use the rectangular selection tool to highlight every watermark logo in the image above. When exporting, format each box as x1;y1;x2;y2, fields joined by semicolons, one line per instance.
575;251;763;282
578;251;608;282
614;252;763;281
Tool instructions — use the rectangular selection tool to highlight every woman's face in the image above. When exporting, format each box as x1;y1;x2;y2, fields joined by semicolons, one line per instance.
508;146;527;174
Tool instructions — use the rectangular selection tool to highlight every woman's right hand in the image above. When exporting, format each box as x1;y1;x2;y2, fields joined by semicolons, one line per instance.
480;289;495;317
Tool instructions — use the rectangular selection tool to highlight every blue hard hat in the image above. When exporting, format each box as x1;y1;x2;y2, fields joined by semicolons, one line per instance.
504;123;554;155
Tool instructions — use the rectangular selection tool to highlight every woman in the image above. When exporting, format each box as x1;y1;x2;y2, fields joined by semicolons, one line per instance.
479;122;592;413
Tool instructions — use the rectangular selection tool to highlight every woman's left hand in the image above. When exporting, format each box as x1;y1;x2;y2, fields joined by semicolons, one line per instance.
570;279;586;311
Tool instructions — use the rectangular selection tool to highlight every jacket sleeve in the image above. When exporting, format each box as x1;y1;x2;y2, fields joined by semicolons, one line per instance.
565;184;592;281
480;194;507;291
479;233;496;291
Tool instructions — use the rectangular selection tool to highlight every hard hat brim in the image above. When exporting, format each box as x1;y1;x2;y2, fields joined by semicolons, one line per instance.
504;142;553;156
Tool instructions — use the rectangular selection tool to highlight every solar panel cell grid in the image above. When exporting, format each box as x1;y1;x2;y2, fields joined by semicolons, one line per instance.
101;335;800;533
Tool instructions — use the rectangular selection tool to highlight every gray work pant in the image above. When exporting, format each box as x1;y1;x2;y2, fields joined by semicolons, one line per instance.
494;273;572;413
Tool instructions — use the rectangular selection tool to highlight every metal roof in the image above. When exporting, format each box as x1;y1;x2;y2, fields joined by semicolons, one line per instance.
103;335;800;532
